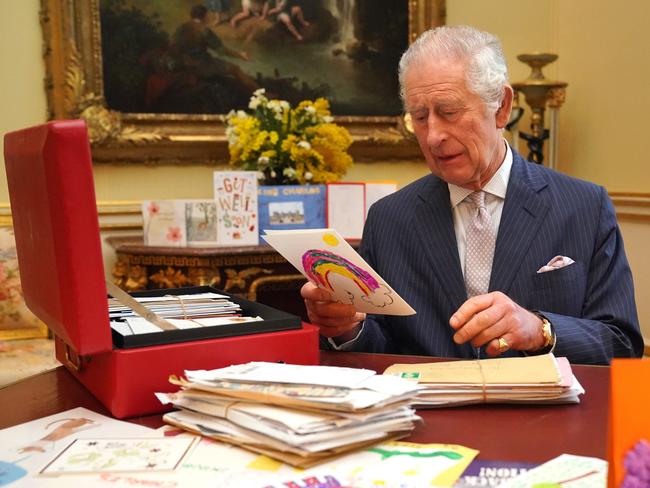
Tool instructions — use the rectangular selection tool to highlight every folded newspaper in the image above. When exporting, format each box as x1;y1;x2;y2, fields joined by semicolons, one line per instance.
157;362;422;467
384;353;585;407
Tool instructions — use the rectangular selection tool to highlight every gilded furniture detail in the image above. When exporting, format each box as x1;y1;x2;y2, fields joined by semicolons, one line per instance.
112;261;148;292
187;268;221;288
149;267;191;290
223;268;273;293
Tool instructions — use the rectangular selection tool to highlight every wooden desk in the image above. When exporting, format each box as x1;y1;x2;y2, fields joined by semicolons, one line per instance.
0;352;608;463
107;236;359;321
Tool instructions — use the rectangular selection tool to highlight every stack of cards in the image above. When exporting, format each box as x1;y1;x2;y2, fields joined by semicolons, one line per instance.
108;292;263;337
384;354;585;407
157;361;422;467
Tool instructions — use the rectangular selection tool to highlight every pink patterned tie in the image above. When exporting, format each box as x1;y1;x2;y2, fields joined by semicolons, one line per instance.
465;191;496;298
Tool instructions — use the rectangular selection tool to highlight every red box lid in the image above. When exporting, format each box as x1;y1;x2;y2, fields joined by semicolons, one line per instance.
4;120;112;354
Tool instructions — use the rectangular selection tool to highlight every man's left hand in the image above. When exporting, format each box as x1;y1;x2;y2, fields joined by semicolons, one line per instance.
450;292;545;356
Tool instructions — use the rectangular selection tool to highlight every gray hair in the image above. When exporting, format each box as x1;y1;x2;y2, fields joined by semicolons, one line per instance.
398;25;509;112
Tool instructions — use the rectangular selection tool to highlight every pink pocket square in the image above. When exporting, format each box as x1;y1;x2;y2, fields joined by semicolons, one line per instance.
537;255;575;273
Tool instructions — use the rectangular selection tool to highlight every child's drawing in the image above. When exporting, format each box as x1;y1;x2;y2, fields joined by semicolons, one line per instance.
263;229;415;315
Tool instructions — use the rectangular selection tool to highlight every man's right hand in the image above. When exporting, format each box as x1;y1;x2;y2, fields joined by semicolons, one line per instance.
301;282;365;342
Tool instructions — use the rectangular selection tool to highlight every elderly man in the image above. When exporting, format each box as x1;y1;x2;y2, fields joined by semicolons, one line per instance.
301;25;642;364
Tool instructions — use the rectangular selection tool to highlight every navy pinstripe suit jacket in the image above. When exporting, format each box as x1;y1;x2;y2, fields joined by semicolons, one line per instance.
350;150;643;364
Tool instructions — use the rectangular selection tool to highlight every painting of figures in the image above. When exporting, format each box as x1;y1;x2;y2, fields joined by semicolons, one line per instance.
100;0;408;116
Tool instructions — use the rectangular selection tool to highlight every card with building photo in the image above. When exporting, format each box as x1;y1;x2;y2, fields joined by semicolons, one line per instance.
213;171;259;246
185;200;218;247
258;185;326;235
142;200;186;247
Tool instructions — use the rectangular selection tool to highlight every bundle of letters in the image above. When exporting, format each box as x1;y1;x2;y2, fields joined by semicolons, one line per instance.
109;292;262;335
384;353;585;407
156;362;422;467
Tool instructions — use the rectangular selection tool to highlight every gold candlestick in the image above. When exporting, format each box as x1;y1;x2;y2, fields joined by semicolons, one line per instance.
512;53;567;166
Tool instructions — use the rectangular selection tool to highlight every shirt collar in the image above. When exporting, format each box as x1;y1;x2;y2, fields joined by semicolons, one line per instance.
448;140;513;208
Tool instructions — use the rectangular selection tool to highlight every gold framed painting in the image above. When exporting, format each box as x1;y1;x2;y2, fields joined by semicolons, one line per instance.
40;0;445;164
0;218;49;341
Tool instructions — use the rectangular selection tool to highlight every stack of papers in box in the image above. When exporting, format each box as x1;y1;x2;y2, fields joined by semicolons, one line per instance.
157;362;422;467
384;354;584;407
109;292;263;335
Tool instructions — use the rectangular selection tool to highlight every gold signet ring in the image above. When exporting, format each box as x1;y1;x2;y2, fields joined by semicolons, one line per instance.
497;337;510;352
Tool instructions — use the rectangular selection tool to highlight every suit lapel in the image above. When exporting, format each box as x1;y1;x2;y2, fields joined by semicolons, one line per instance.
412;177;467;310
490;153;550;294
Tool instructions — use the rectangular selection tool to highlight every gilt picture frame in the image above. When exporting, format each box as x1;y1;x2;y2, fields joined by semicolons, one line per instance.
40;0;445;165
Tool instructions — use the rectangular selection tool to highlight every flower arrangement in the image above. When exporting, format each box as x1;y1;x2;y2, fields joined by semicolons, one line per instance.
225;89;353;185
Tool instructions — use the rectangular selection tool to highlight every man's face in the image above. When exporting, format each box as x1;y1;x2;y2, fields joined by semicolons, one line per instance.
404;58;511;190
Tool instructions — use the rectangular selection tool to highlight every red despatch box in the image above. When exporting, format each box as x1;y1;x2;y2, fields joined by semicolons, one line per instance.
4;120;320;418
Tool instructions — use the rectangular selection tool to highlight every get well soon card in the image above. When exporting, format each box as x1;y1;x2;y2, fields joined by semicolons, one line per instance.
263;229;415;315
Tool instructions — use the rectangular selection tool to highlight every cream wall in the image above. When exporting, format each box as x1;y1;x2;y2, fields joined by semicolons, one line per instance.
1;1;649;341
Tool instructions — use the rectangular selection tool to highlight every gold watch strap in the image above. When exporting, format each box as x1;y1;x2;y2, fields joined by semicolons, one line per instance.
533;311;556;353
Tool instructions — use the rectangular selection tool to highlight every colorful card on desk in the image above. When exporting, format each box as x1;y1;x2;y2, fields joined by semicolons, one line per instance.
0;407;155;486
608;359;650;487
142;200;187;247
454;460;538;487
214;171;259;245
39;437;197;476
262;442;478;488
262;228;415;315
499;454;606;487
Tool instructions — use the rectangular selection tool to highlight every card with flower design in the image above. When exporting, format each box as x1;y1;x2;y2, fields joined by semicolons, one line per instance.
213;171;259;246
142;201;187;247
39;437;197;476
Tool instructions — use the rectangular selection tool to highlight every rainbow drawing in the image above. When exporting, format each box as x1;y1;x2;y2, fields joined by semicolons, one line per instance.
302;249;381;296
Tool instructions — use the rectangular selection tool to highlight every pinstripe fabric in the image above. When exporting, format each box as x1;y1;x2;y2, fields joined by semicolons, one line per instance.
348;150;642;365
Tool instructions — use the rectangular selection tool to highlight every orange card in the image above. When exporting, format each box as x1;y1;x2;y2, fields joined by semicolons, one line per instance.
608;359;650;487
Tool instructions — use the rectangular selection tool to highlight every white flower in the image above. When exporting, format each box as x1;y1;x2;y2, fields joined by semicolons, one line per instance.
236;110;248;119
297;141;311;150
256;171;265;180
267;100;284;121
248;89;268;110
280;100;290;110
270;170;277;178
257;156;270;167
225;126;238;145
305;105;316;114
283;167;297;178
304;171;313;181
323;115;334;123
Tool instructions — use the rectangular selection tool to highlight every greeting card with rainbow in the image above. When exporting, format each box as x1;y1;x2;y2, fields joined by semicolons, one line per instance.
263;229;415;315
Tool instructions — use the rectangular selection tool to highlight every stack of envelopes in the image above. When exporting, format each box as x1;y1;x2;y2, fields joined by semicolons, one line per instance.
157;362;422;467
383;354;584;407
109;292;262;336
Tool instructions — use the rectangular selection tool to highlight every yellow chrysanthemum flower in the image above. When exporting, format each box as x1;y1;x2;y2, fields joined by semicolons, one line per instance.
226;93;353;184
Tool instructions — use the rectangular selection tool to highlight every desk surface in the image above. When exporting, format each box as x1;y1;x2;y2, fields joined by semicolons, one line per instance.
0;351;609;463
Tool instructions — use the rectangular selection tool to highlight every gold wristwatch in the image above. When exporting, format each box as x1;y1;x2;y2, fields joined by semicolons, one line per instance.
533;311;556;352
